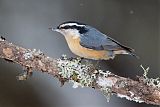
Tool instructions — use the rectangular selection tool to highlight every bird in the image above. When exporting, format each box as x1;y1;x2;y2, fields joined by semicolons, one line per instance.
49;21;138;60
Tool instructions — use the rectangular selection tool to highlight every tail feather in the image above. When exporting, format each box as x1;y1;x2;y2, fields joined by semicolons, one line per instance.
120;44;139;59
128;51;139;59
106;37;139;58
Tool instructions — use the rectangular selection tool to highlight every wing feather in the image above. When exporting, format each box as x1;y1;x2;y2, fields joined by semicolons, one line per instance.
80;26;122;51
79;26;138;58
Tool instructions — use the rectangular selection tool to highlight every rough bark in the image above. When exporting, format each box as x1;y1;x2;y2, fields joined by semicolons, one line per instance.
0;37;159;105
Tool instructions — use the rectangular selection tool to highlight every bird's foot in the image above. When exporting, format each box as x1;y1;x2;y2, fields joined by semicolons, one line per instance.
67;57;84;62
88;60;101;74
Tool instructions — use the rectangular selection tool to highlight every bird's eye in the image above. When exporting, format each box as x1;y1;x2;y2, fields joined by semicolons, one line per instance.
57;26;60;29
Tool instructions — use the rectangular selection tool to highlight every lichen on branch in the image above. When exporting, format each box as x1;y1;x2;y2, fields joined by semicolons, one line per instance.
0;37;160;105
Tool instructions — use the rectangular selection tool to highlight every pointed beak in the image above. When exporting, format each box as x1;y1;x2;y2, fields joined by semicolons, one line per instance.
48;27;60;32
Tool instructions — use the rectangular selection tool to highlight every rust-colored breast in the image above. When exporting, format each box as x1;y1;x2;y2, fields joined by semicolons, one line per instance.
64;36;110;60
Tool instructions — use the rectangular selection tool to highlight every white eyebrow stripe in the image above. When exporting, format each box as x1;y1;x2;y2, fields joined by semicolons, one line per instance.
61;23;85;27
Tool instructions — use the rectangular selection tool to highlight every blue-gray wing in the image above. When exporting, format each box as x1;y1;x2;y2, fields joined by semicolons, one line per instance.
80;27;122;51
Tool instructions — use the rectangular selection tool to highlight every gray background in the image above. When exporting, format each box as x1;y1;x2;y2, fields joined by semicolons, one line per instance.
0;0;159;107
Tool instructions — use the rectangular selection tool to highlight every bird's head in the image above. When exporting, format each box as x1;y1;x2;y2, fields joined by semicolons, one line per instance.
50;21;88;38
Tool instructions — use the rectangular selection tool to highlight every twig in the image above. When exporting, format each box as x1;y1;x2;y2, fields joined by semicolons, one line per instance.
0;37;159;105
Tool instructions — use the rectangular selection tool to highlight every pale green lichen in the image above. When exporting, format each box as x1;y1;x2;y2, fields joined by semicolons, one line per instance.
101;87;112;102
140;65;160;88
117;93;144;103
24;51;33;60
23;49;43;60
96;76;114;102
56;55;113;101
140;65;149;78
56;55;95;87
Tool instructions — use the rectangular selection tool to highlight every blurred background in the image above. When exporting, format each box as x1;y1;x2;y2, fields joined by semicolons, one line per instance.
0;0;159;107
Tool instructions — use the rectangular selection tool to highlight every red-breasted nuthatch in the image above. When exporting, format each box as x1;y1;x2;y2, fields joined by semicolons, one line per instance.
50;21;138;60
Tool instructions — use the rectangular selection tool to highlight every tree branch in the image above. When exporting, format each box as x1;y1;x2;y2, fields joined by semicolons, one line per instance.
0;37;160;105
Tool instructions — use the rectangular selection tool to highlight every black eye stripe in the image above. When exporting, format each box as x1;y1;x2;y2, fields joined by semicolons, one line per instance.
59;25;88;34
60;25;81;29
60;25;72;29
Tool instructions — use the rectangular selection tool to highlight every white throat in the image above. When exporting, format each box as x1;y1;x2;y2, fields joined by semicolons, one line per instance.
59;29;80;39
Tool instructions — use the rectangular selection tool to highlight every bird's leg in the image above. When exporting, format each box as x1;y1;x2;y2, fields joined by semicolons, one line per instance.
66;56;83;61
95;60;100;68
88;60;101;74
67;57;77;61
77;57;84;63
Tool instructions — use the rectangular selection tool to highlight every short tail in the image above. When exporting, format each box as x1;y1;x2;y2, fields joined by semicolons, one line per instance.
107;37;139;59
128;51;139;59
120;45;139;59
